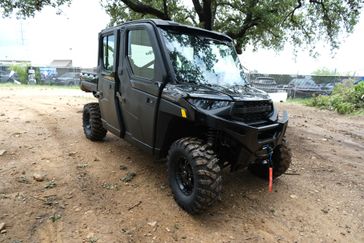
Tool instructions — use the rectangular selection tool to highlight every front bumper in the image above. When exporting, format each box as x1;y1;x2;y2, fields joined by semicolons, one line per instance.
198;110;288;154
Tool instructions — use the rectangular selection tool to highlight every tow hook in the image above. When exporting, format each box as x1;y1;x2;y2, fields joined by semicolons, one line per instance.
263;145;274;192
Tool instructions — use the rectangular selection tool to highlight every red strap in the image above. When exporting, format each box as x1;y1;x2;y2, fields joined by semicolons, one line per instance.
269;167;273;192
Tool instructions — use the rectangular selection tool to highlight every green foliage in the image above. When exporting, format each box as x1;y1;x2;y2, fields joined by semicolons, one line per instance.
10;64;28;84
2;1;362;55
307;81;364;114
102;0;363;54
49;213;61;222
9;64;42;84
0;0;71;18
35;67;42;83
312;68;338;76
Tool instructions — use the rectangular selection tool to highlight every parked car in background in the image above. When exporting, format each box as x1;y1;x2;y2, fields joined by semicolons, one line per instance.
322;82;337;93
287;77;323;98
0;70;10;82
251;76;278;92
251;76;287;102
0;70;19;83
39;67;58;84
52;72;80;86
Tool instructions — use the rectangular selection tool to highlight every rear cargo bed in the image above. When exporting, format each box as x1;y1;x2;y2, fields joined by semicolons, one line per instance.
80;72;97;92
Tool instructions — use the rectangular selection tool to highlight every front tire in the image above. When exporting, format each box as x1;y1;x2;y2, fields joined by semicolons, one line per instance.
249;140;292;179
82;103;107;141
167;137;222;214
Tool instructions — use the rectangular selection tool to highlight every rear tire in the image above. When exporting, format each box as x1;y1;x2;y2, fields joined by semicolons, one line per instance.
249;140;292;179
167;137;222;214
82;103;107;141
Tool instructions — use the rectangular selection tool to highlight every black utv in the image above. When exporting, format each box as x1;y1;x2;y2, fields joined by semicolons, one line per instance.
80;19;291;214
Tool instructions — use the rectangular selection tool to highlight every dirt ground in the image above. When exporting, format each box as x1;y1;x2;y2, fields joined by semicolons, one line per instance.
0;86;363;243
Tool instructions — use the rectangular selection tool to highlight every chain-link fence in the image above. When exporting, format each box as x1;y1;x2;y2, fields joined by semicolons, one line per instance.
246;73;360;98
0;64;86;86
1;63;361;98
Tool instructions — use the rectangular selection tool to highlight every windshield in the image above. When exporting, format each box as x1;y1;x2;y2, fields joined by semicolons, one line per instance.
160;28;247;87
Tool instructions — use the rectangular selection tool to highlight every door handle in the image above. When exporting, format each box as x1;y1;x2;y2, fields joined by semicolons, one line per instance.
116;92;125;103
116;92;122;99
95;91;103;99
146;97;154;104
154;81;162;88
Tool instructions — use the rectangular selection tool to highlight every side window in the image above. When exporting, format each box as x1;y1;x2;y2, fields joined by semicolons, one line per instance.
103;35;115;71
128;29;155;79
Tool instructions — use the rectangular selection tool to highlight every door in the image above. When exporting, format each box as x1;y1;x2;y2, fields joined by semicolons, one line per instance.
118;25;164;151
98;31;121;135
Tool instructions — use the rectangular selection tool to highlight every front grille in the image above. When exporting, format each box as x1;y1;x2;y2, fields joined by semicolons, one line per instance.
231;100;273;123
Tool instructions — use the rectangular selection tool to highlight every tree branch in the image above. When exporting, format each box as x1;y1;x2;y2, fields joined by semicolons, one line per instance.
282;0;303;23
163;0;168;16
120;0;171;20
192;0;203;16
187;12;198;25
202;0;213;29
192;0;214;29
226;13;259;39
192;0;204;23
225;0;260;53
211;1;217;24
309;0;334;39
216;1;240;9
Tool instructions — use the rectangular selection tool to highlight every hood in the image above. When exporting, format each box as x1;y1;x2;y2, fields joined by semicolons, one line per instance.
162;83;270;102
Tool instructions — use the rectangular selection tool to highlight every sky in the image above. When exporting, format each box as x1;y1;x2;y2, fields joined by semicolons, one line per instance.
0;0;363;75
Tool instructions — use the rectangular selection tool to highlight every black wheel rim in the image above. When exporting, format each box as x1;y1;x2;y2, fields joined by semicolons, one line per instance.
176;157;194;196
84;111;91;135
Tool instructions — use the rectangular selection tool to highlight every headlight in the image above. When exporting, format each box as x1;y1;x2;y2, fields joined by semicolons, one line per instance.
187;98;231;110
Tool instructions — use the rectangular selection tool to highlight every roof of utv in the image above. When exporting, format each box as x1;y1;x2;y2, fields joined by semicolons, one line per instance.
101;19;232;42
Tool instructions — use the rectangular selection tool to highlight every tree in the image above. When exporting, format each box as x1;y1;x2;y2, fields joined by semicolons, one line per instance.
1;0;362;55
102;0;363;54
312;67;338;76
0;0;71;18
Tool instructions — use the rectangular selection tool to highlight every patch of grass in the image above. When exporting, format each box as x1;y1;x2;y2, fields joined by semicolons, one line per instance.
49;213;61;222
44;179;57;189
287;98;313;105
88;237;98;243
44;196;58;206
121;172;136;183
101;182;120;190
352;108;364;115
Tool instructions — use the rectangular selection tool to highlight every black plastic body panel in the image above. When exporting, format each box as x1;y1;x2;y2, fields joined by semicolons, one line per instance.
97;29;122;136
115;22;168;153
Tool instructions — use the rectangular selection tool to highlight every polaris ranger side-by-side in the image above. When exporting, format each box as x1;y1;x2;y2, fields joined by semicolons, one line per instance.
80;19;291;214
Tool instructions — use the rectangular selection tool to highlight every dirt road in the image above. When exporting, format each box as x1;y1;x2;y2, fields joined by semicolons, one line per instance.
0;86;363;242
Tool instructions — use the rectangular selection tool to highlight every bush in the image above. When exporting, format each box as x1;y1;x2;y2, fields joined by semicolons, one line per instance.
307;81;364;114
10;64;29;84
9;64;42;84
